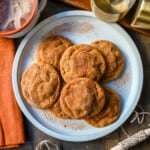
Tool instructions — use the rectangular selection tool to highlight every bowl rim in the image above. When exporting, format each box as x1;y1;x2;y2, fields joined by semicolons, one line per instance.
0;0;37;36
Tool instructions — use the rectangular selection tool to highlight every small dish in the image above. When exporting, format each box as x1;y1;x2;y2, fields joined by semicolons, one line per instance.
0;0;47;38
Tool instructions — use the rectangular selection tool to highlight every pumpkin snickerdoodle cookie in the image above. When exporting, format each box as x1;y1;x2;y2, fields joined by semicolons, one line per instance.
37;35;73;70
59;78;105;119
85;86;121;127
48;82;69;119
49;99;69;119
60;44;106;82
21;63;60;109
92;40;124;83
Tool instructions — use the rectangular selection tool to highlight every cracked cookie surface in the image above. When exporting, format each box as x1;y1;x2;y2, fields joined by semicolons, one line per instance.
21;63;60;108
92;40;124;82
60;78;105;119
60;44;106;82
85;86;121;127
49;99;69;119
37;35;73;70
49;83;69;119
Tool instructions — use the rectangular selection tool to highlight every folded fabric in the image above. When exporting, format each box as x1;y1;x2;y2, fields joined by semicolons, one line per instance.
0;37;25;148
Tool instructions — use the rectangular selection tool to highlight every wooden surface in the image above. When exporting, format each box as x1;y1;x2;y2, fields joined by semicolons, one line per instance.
5;1;150;150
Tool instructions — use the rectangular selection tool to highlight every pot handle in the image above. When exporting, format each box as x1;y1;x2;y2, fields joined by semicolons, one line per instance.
38;0;47;13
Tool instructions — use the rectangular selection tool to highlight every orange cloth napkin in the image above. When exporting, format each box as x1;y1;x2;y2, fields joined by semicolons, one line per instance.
0;37;25;148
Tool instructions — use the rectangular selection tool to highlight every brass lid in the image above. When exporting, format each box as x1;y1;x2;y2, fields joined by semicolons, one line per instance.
131;0;150;30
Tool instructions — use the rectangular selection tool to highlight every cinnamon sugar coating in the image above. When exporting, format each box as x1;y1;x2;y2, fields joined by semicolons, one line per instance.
37;35;73;70
85;86;121;127
21;63;60;108
60;44;106;82
49;99;69;119
92;40;124;82
60;78;105;119
49;82;69;119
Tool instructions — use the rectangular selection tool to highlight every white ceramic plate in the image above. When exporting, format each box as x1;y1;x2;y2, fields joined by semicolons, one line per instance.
12;10;143;142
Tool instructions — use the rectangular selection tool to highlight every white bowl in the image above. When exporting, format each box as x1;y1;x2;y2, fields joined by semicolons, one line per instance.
12;11;143;142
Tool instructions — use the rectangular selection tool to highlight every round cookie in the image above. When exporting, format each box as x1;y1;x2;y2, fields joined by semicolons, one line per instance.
60;44;106;82
21;63;60;109
60;78;105;119
37;35;73;70
92;40;124;82
85;86;121;127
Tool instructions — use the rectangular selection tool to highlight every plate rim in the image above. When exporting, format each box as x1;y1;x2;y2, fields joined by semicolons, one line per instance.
12;10;143;142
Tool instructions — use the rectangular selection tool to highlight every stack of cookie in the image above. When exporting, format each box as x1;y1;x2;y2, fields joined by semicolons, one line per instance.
21;35;124;127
